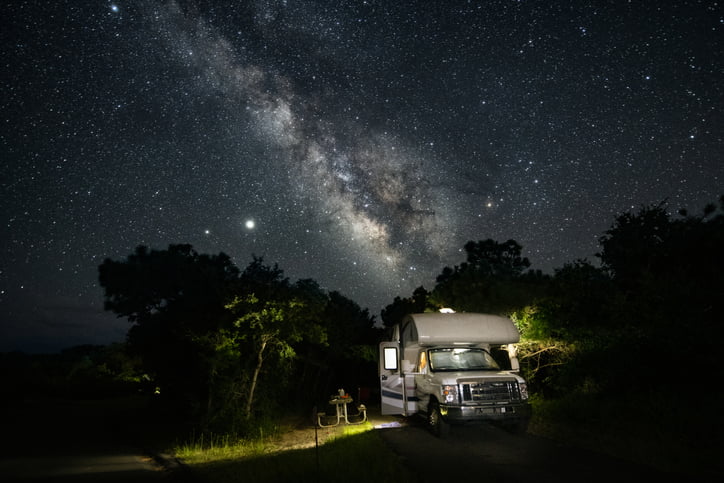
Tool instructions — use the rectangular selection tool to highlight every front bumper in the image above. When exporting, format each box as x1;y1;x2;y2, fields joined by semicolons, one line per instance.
440;402;531;423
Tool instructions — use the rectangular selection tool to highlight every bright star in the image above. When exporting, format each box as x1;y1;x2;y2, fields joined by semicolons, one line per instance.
110;4;119;13
245;219;255;230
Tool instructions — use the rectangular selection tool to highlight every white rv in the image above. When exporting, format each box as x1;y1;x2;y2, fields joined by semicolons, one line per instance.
379;312;531;436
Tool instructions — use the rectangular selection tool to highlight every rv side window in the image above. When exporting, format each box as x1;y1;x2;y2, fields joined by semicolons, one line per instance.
383;347;398;371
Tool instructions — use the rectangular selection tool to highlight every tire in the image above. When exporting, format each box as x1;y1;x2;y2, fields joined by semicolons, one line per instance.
428;399;450;438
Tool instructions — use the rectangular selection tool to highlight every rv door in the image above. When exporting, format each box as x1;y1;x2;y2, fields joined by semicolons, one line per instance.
380;341;413;416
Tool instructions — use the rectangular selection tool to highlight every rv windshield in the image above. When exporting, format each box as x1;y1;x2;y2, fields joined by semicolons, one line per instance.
429;348;500;372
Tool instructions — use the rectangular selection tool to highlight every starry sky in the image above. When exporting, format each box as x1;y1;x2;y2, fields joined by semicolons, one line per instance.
2;1;722;352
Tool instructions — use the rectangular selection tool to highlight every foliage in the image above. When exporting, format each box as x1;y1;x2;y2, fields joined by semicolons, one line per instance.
90;196;723;459
226;279;328;419
98;247;379;435
598;198;724;332
430;239;549;314
380;286;432;327
177;427;413;483
390;197;724;447
0;344;144;400
507;199;723;397
98;244;241;420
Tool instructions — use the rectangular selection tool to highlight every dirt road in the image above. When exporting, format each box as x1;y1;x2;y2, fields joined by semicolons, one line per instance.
376;416;670;483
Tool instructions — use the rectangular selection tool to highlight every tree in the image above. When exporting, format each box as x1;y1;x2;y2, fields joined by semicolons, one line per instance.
381;286;431;327
226;259;328;419
522;260;614;339
516;197;724;395
98;244;240;418
99;245;239;329
430;239;545;314
598;199;724;329
98;247;381;431
597;202;671;290
461;239;531;277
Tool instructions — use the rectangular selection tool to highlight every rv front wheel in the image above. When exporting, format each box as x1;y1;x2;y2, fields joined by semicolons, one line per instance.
428;399;450;438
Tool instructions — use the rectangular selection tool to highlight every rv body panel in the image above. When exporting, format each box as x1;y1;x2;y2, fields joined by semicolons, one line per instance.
379;313;531;431
379;340;417;415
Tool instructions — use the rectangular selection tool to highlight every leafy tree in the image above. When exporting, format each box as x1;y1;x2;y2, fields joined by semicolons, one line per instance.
519;260;614;340
460;239;531;277
431;239;546;314
98;244;240;418
516;197;724;396
381;286;431;327
597;199;724;386
599;199;724;331
226;258;328;419
319;291;380;396
597;201;671;291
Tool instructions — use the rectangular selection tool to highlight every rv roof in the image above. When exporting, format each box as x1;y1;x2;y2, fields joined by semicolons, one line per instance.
402;313;520;345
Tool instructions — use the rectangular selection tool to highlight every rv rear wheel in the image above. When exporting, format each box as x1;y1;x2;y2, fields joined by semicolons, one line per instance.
428;399;450;438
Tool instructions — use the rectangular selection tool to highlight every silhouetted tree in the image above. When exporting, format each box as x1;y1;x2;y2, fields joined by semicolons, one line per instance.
517;197;724;395
461;239;531;277
599;199;724;329
431;239;546;314
381;286;431;327
99;244;240;418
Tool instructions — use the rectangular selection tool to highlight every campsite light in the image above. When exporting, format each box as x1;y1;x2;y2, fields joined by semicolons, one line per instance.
439;308;456;313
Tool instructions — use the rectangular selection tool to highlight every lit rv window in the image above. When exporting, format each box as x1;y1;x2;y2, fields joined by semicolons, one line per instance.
383;347;398;370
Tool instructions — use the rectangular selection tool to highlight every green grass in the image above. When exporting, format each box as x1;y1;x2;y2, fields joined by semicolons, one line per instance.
175;392;724;481
175;432;269;464
175;423;413;483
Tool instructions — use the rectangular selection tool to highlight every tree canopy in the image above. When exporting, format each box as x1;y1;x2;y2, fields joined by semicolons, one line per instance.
99;247;377;431
96;197;723;442
390;197;723;401
430;239;547;314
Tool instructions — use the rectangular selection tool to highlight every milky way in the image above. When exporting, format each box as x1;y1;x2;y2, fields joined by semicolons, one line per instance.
149;1;457;276
2;1;722;352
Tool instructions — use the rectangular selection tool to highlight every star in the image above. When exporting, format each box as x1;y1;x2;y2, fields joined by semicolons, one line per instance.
1;0;721;352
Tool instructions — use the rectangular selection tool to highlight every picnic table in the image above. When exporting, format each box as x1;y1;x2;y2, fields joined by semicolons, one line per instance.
317;393;367;427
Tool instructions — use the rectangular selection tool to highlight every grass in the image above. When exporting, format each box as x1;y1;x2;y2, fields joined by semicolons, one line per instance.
175;432;269;463
175;422;413;483
174;392;724;481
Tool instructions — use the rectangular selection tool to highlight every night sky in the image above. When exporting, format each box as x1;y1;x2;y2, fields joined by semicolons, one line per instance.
2;1;722;352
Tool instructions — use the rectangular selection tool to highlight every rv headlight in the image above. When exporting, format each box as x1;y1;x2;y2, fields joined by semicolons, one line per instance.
519;382;529;400
442;385;458;404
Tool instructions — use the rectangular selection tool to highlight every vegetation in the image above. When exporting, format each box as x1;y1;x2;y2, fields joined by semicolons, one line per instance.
175;424;412;483
1;343;144;401
97;248;380;434
381;196;724;472
3;196;722;479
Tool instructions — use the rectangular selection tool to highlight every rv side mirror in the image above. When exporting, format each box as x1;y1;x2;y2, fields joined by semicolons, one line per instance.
383;347;398;371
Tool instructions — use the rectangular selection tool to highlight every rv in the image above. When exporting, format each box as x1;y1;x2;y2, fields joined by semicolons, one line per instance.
379;312;531;436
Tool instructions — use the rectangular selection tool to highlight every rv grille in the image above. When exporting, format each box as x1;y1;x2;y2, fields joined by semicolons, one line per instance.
460;380;521;403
